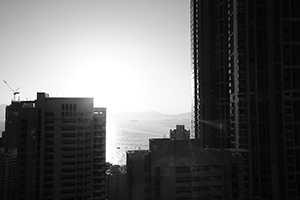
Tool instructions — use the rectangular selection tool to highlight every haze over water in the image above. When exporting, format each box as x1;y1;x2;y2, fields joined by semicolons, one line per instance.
106;117;191;165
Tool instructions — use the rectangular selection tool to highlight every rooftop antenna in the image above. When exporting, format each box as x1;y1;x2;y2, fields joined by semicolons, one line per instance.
2;79;20;101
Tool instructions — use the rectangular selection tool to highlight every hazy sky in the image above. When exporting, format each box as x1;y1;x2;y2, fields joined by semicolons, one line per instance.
0;0;191;115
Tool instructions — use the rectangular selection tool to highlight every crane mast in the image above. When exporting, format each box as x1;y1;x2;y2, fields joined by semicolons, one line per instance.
2;79;20;101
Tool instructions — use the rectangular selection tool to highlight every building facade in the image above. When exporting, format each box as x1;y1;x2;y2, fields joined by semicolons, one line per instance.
4;100;37;199
0;149;17;200
191;0;300;199
2;92;107;200
126;150;150;200
127;138;247;200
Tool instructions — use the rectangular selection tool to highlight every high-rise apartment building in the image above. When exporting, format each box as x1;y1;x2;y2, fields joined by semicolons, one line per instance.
126;150;150;200
2;92;107;200
4;100;37;199
170;125;190;140
191;0;300;199
127;138;247;200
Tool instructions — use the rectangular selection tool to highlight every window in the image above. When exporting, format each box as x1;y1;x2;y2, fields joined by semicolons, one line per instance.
292;45;300;65
291;0;300;17
44;184;53;189
175;177;191;183
61;147;75;152
45;155;53;159
62;161;76;166
212;175;221;180
61;168;75;173
291;21;300;41
62;154;75;159
212;165;221;170
62;133;76;137
77;140;84;144
45;169;53;174
193;176;201;182
292;69;300;89
46;126;54;131
62;126;76;131
61;189;75;194
45;141;54;145
294;101;300;122
61;182;75;187
45;147;53;152
175;166;191;173
203;186;211;191
202;165;211;171
62;119;76;123
45;162;53;167
203;176;211;180
193;166;201;172
77;147;84;151
62;140;76;145
45;133;54;138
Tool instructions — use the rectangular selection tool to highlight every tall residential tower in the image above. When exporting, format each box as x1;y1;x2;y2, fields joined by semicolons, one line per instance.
2;92;107;200
191;0;300;199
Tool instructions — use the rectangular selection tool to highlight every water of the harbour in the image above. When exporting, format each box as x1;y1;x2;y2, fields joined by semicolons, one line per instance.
106;118;191;165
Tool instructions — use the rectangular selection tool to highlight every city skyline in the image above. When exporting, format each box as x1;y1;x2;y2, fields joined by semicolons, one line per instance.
0;0;190;115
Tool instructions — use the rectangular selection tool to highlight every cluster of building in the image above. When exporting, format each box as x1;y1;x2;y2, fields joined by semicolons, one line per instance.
1;0;299;199
0;93;248;200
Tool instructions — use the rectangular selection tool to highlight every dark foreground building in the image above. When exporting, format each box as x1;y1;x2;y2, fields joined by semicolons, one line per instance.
2;92;106;200
0;149;17;200
106;164;127;200
127;138;247;200
191;0;300;199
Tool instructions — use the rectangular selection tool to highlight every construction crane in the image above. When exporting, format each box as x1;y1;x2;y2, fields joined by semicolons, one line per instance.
2;79;20;101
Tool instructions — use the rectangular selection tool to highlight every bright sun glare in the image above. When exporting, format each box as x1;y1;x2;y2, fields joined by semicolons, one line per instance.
69;61;143;113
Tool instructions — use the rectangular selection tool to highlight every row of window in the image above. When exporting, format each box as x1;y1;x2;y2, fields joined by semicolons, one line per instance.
175;165;225;173
59;132;92;138
175;175;223;183
61;104;77;110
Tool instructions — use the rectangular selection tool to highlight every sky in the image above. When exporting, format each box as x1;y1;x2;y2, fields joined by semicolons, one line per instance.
0;0;191;115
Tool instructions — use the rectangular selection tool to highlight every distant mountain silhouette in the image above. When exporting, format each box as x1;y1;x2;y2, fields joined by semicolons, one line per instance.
0;104;6;134
0;105;191;134
108;111;191;120
0;104;6;120
0;120;4;134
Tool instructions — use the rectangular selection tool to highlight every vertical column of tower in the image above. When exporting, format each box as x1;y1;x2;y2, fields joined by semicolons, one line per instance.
92;108;106;199
35;92;47;200
191;0;214;147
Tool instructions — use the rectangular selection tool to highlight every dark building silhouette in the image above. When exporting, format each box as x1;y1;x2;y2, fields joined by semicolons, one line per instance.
106;164;127;200
127;138;247;200
170;125;190;140
4;100;37;199
1;92;107;200
0;149;17;200
191;0;300;199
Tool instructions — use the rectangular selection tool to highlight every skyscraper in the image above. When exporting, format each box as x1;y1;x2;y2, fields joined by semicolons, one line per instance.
191;0;300;199
2;92;107;200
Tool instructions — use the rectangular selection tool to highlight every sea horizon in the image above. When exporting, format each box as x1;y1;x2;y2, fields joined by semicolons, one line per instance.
106;117;191;165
